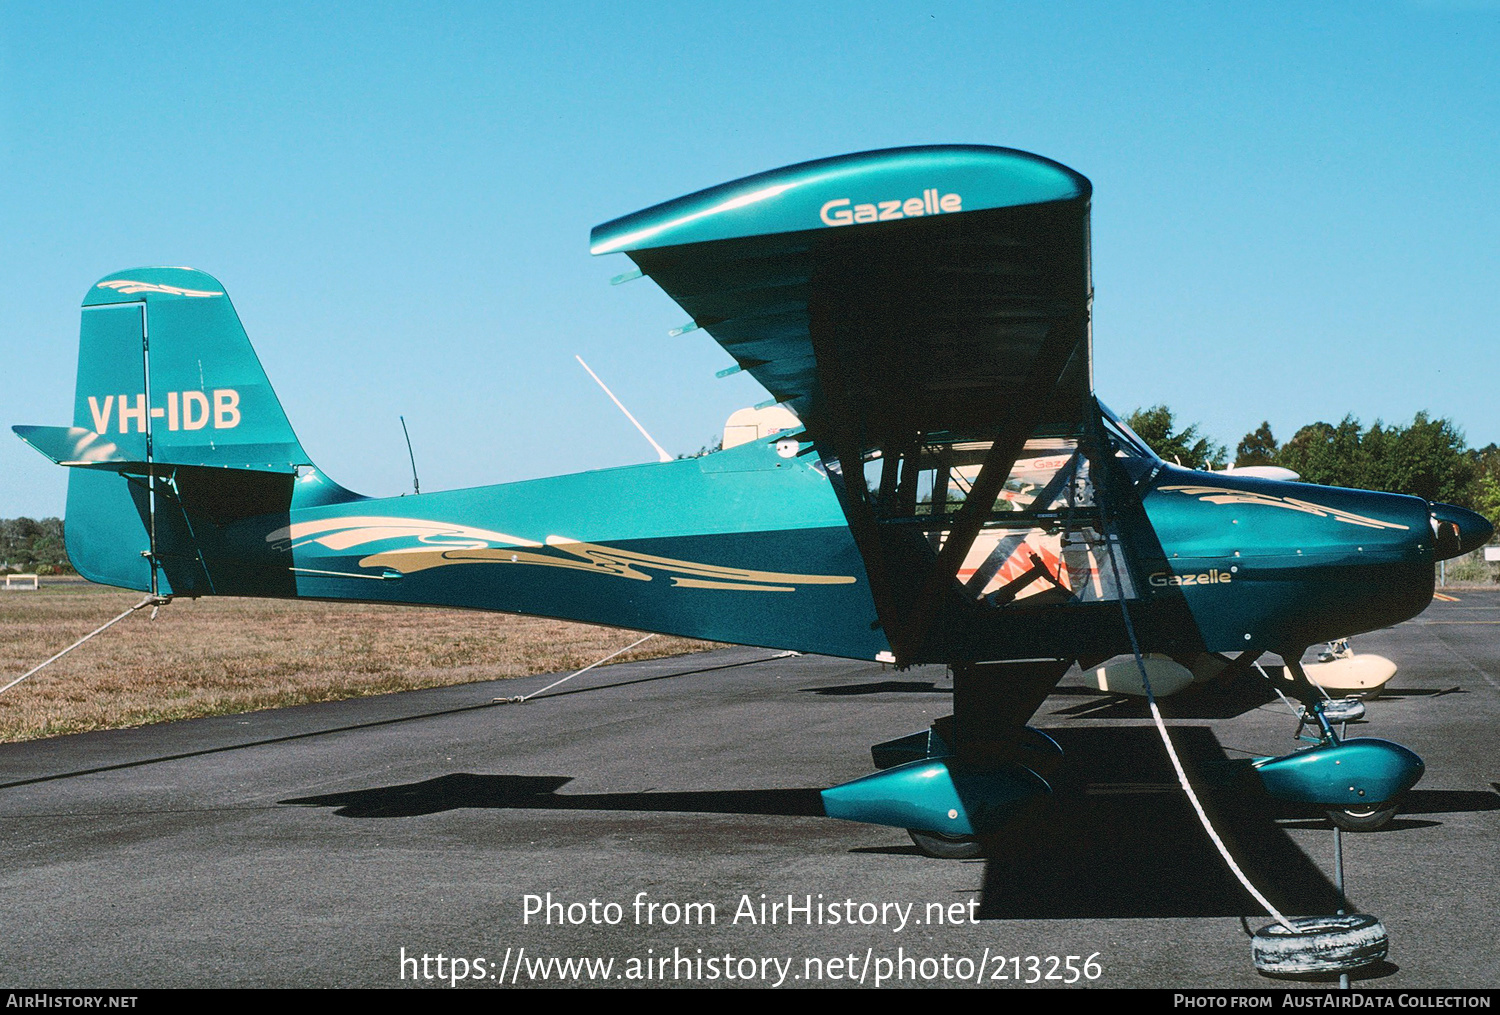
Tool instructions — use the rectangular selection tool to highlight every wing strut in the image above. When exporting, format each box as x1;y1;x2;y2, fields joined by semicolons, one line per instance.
874;309;1091;664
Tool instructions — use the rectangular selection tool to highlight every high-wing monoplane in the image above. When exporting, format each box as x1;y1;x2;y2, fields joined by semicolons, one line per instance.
15;145;1489;859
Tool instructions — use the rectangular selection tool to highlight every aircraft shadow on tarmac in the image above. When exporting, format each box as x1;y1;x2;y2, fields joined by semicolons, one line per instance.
1047;669;1279;721
284;777;827;820
1047;668;1465;722
802;680;949;696
275;725;1494;925
805;667;1280;719
973;726;1349;920
1273;787;1497;831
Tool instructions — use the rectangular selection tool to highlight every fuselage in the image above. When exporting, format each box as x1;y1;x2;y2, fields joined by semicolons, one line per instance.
63;425;1468;667
70;435;892;661
1138;465;1436;655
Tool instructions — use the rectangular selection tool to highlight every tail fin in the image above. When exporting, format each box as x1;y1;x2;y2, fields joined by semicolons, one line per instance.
15;267;355;595
71;267;307;469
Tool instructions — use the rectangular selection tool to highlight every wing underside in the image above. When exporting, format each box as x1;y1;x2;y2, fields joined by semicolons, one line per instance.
593;146;1107;664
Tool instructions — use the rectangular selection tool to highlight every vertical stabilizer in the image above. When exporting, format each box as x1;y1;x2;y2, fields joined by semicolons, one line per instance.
77;268;308;470
15;268;355;595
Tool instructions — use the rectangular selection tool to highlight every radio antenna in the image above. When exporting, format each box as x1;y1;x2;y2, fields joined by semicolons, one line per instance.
400;415;421;496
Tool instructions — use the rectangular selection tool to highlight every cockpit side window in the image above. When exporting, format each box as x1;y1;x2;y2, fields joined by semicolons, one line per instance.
837;410;1145;610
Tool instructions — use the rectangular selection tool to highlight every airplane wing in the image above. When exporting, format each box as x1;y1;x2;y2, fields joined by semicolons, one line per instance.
592;146;1094;663
590;145;1092;447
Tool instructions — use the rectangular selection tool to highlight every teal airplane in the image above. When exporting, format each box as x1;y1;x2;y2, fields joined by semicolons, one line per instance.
15;146;1490;857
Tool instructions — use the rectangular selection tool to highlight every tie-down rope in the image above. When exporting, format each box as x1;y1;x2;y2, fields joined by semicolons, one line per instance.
0;594;168;696
494;633;660;704
1098;526;1295;932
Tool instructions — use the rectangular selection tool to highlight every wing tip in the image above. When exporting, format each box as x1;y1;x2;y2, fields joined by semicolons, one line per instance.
591;144;1089;255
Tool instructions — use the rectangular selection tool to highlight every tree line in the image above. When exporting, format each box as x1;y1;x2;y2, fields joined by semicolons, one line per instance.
0;517;70;574
1125;406;1500;523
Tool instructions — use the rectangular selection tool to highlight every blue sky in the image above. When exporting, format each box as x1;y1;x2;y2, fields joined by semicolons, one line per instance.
2;2;1497;517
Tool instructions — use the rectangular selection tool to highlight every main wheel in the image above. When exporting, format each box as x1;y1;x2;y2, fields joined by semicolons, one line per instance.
1325;801;1398;832
907;828;984;859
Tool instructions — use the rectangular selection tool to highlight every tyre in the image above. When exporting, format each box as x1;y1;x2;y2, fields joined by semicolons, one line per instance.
1251;914;1388;977
907;828;984;859
1325;801;1398;832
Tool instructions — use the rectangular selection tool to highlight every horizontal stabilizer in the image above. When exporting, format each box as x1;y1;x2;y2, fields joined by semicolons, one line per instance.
13;424;296;474
14;424;140;468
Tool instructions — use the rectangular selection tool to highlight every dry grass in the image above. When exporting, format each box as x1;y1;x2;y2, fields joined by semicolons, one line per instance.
0;581;713;743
